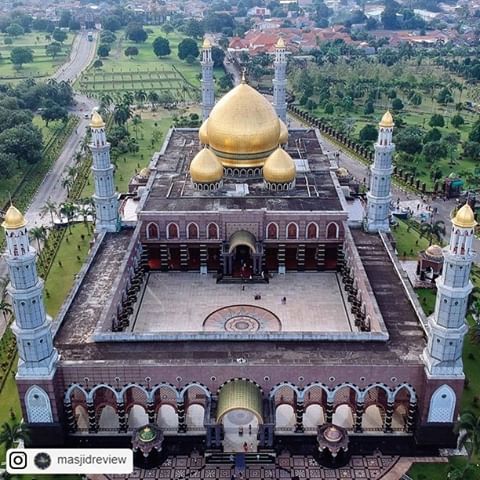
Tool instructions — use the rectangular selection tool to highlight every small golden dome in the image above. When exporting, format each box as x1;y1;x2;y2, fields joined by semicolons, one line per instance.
90;110;105;128
379;110;394;128
190;147;223;184
452;204;477;228
207;82;281;168
202;38;212;49
336;167;349;178
199;119;209;145
2;205;26;229
278;118;288;145
275;37;285;49
138;167;149;178
263;147;296;184
425;244;443;260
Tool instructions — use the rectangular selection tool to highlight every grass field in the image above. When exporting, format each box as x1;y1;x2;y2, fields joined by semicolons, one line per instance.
78;28;223;99
0;31;74;81
390;219;431;259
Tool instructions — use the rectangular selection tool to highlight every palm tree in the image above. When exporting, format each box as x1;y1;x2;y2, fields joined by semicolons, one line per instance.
448;462;475;480
61;176;74;197
122;91;134;108
66;166;77;180
113;104;132;126
134;90;147;110
0;278;12;330
100;93;113;111
40;200;58;227
147;91;159;111
0;421;30;450
132;115;142;140
29;226;47;253
420;220;446;245
59;202;77;232
454;410;480;461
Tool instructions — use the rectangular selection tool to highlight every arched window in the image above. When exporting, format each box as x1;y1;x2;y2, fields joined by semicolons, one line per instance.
207;223;219;240
287;222;298;239
306;222;318;239
25;386;53;423
266;222;278;240
326;222;339;239
147;223;159;239
427;385;456;423
187;223;199;239
167;223;179;239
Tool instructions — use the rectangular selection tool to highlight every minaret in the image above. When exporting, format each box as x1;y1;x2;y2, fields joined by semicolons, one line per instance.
201;38;214;121
423;204;475;377
89;110;119;232
2;205;58;378
272;37;287;123
365;111;394;233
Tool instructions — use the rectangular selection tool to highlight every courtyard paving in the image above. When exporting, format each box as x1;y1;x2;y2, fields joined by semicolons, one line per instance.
131;272;355;334
106;453;402;479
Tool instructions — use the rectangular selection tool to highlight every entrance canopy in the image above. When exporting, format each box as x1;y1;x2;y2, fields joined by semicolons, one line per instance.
229;230;257;254
217;380;263;424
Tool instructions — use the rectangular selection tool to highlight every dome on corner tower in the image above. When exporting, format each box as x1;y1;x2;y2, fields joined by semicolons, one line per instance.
206;81;281;169
263;147;296;184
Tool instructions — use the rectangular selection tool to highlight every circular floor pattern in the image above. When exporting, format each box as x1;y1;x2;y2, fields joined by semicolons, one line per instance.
203;305;281;333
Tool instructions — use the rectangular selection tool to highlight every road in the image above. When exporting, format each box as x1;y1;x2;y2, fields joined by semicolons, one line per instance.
0;31;97;336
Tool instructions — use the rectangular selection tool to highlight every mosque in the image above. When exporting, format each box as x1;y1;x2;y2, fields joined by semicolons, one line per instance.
1;38;476;456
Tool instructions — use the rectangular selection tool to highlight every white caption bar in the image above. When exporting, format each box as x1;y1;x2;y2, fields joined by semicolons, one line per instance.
7;448;133;475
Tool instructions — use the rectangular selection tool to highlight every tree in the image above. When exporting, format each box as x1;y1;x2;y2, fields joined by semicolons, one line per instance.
436;87;453;104
126;23;148;43
454;411;480;461
97;44;111;58
395;126;423;155
359;124;378;143
0;421;30;450
364;101;374;115
45;42;62;59
0;292;12;330
93;59;103;69
152;36;170;57
10;47;33;70
68;19;81;31
52;28;67;43
178;38;199;61
5;23;24;37
381;0;400;29
420;220;445;245
0;125;42;165
102;16;121;32
40;200;58;226
451;114;464;129
423;141;447;159
113;104;132;126
59;202;77;231
41;101;68;126
184;19;204;39
429;114;445;128
423;128;442;144
29;226;47;252
468;119;480;143
124;46;139;58
147;91;159;110
4;37;13;45
391;98;404;111
100;30;116;45
58;10;72;29
325;103;334;114
161;23;174;36
211;46;225;68
463;141;480;160
306;99;317;111
218;74;233;91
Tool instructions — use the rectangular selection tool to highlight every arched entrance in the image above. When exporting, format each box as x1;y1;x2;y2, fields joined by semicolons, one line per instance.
228;231;257;278
217;380;263;453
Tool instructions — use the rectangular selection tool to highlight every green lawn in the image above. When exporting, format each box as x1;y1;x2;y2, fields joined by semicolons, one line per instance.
43;223;94;318
0;31;74;81
78;28;223;98
391;219;431;259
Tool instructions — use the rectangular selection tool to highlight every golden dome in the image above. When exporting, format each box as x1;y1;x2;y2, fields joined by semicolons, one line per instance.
199;119;209;145
425;244;443;260
379;110;394;128
207;82;281;168
202;38;212;49
336;167;349;178
190;147;223;184
90;110;105;128
138;167;149;178
278;118;288;145
263;147;296;184
275;37;285;49
452;203;477;228
2;205;26;229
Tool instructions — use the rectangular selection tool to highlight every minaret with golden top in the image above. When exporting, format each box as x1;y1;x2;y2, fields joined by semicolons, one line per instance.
201;38;214;121
366;111;394;232
272;37;287;123
89;110;119;232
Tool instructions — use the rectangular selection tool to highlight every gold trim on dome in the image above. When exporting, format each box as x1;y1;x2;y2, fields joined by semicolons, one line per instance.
379;110;393;128
189;147;223;184
263;147;296;183
217;380;263;424
2;205;27;229
452;204;477;228
90;110;105;128
206;83;281;165
275;37;285;49
199;119;209;145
